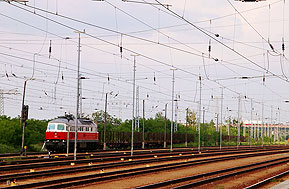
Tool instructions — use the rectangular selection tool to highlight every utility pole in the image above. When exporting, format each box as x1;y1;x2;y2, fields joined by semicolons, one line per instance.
170;68;176;152
256;115;260;140
0;89;3;115
278;107;280;145
270;105;273;145
74;31;82;161
174;94;178;132
267;113;270;137
216;113;219;146
254;113;257;139
103;92;108;150
185;108;188;147
142;99;145;149
131;55;138;156
198;76;202;152
164;103;167;148
67;125;69;156
203;107;205;125
262;102;264;147
250;99;253;148
243;103;246;137
215;97;219;132
20;81;27;155
220;88;223;150
237;95;241;149
79;74;82;118
136;86;140;131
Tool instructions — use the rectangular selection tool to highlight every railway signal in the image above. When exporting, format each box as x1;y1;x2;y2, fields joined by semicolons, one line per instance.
20;79;34;156
22;105;29;122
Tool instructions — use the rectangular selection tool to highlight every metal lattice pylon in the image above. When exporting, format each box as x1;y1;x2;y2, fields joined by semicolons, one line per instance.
0;89;4;115
135;86;140;131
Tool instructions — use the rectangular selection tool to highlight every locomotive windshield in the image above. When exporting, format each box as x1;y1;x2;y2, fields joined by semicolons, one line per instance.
48;124;55;130
57;124;65;130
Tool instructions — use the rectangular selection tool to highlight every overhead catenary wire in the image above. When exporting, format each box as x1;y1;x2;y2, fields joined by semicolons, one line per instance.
154;0;289;83
226;0;278;54
1;0;286;121
0;5;282;108
11;1;214;62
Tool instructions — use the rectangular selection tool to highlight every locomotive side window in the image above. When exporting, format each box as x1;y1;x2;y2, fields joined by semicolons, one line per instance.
57;124;65;131
48;124;55;130
86;127;89;131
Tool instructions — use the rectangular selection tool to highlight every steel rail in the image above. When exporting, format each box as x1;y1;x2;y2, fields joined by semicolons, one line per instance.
0;151;239;182
0;145;280;158
244;169;289;188
0;148;206;166
3;149;289;188
0;147;285;172
137;157;289;189
0;145;280;161
1;147;242;165
3;148;283;182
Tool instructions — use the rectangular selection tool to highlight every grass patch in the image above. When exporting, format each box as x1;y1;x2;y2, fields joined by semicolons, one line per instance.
270;178;284;183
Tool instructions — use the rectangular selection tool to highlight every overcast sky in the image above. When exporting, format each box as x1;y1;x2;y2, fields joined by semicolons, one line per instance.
0;0;288;124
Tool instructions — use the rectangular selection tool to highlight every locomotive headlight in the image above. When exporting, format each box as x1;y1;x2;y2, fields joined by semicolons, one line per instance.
54;132;57;135
47;140;49;142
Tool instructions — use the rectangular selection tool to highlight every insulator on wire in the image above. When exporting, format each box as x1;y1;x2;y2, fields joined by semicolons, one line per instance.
120;34;123;59
269;43;274;51
49;40;52;59
120;46;123;58
263;75;265;83
268;39;274;51
107;74;110;84
208;39;211;57
282;37;285;52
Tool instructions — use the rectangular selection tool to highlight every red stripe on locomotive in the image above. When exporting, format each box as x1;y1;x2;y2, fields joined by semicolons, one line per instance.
46;132;99;140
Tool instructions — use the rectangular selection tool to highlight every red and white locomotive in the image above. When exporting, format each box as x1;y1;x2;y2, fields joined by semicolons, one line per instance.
45;115;99;152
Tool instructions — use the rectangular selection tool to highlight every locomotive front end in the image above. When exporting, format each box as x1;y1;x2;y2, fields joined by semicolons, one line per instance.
45;121;68;152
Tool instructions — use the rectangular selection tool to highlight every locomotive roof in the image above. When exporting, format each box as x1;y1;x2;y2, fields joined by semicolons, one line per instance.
49;118;97;126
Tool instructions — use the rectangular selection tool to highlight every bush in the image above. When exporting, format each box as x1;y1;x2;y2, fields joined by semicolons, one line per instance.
0;143;18;154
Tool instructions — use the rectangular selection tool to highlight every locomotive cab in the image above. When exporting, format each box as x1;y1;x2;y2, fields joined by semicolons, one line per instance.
45;116;99;152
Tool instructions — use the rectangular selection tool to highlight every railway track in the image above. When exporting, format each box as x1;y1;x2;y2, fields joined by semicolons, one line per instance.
0;145;281;160
245;169;289;188
136;155;289;189
2;148;289;188
0;146;287;172
0;146;260;166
